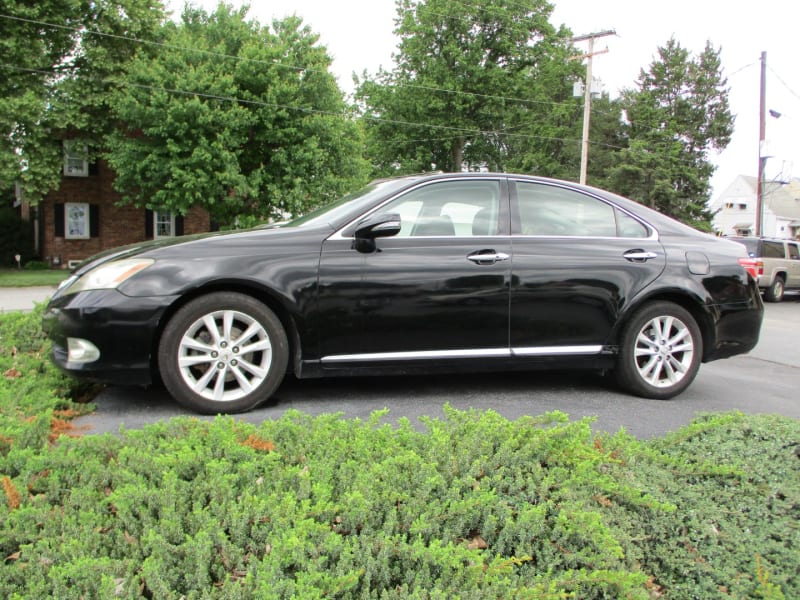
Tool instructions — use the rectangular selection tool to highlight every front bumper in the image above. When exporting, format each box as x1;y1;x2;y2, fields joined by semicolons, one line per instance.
42;289;177;385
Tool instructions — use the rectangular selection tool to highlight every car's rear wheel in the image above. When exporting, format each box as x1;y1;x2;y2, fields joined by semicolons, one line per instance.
614;301;702;400
765;276;785;302
158;293;288;414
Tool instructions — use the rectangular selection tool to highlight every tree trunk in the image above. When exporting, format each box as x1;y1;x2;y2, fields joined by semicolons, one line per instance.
449;137;465;172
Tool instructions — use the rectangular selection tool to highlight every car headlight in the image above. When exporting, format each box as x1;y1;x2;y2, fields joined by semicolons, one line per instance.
60;258;155;296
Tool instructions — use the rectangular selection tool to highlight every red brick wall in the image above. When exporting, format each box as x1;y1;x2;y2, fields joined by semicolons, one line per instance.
41;159;211;267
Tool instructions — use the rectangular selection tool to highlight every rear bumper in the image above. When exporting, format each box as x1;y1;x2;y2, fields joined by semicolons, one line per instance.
42;289;176;385
705;306;763;361
704;279;764;362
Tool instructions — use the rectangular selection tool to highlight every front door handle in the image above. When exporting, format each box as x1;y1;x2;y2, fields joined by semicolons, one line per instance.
623;250;658;263
467;250;510;265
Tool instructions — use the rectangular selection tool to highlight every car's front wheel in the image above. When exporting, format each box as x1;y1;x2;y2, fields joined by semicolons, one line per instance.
614;301;702;400
158;293;288;414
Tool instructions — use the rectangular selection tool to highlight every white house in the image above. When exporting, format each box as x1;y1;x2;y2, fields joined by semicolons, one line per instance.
709;175;800;239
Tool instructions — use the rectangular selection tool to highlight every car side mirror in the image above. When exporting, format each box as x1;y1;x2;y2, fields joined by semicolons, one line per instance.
355;213;401;239
353;213;401;253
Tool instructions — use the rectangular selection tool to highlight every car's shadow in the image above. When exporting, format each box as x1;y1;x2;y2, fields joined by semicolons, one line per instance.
777;291;800;303
79;368;622;433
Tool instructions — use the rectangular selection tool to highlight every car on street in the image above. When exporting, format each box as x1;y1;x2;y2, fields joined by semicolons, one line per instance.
728;236;800;302
43;173;763;413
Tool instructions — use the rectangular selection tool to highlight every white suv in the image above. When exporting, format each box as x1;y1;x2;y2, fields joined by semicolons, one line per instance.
731;237;800;302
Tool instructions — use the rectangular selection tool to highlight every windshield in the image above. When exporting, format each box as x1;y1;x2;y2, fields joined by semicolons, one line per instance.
284;178;416;229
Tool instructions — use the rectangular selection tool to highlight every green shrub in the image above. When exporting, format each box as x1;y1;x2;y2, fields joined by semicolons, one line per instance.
0;307;95;460
631;413;799;597
0;408;796;599
0;309;796;598
23;261;50;271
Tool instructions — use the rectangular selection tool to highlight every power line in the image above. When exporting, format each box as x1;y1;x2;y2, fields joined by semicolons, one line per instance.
0;12;306;73
768;66;800;103
727;60;758;79
0;61;625;151
0;5;630;150
0;4;753;184
0;11;619;116
0;63;720;177
0;39;724;164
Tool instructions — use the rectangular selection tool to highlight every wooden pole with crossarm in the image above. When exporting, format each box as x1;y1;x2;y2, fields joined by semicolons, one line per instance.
570;30;615;185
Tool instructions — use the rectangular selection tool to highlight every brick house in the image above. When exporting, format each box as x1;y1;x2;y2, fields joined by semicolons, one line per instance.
37;142;213;268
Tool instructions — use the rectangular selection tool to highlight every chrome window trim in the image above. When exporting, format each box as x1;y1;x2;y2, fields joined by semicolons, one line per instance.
327;176;507;241
511;233;659;241
321;345;603;363
324;175;659;242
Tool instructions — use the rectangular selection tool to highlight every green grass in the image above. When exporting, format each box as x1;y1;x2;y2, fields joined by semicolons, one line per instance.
0;269;70;287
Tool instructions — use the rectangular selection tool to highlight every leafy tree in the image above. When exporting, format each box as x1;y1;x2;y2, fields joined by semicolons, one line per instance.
356;0;582;176
0;0;166;203
106;4;369;224
607;38;733;228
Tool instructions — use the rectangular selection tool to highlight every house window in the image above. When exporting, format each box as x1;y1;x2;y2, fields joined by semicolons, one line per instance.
65;202;90;239
724;202;748;210
154;210;175;238
63;141;89;177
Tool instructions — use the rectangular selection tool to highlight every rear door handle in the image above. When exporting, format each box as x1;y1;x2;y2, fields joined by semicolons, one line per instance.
623;250;658;263
467;250;510;265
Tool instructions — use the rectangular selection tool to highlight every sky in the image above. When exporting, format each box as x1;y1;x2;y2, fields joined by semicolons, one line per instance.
168;0;800;201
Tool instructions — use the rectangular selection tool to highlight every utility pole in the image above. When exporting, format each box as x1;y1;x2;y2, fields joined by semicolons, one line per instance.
571;30;615;185
756;51;767;237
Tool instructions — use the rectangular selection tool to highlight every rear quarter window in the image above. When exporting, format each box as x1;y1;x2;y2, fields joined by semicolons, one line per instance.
737;239;759;257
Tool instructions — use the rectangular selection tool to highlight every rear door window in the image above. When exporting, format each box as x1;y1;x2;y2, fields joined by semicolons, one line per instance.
762;241;785;259
514;182;648;238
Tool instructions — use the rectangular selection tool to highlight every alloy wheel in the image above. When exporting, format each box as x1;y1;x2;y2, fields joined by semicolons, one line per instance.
633;315;694;388
177;309;273;402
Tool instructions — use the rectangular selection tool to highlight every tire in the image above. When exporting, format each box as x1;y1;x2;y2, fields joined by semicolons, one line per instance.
614;301;702;400
158;292;289;414
765;277;785;302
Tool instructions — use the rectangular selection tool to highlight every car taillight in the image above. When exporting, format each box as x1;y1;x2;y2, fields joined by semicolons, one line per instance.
738;257;763;279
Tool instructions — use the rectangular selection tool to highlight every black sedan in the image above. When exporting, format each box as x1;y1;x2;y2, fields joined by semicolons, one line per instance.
43;173;763;414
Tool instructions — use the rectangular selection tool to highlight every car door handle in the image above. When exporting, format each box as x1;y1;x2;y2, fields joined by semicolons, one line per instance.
467;250;510;265
623;250;658;263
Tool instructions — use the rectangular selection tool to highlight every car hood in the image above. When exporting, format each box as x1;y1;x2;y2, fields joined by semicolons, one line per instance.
71;224;326;277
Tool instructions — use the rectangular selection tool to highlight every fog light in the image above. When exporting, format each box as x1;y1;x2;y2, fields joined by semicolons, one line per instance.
67;338;100;364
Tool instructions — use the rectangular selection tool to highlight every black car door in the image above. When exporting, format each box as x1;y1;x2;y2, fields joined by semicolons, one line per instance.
316;178;512;364
508;179;665;354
